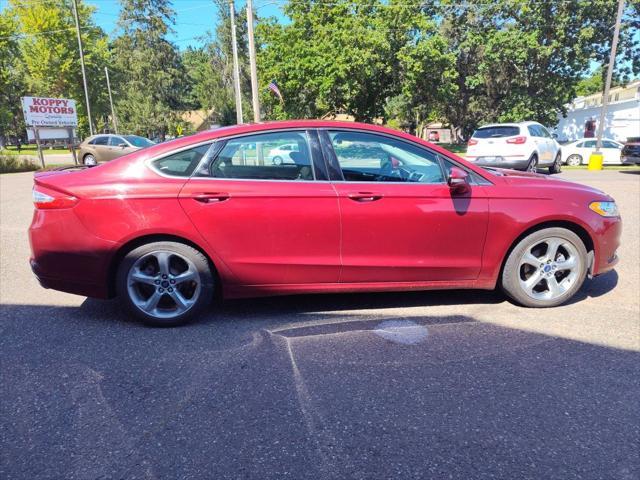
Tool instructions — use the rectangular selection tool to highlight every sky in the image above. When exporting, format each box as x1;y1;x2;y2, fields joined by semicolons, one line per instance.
90;0;286;49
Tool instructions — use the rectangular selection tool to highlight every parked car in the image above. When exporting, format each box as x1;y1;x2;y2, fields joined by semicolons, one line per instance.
78;134;154;165
267;143;299;165
29;121;621;326
621;138;640;166
466;122;562;173
562;138;623;166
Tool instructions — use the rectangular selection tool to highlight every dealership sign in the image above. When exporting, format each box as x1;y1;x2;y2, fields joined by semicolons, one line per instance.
21;96;78;127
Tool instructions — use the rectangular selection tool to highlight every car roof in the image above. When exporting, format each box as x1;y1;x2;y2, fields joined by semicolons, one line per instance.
476;121;541;129
137;120;450;157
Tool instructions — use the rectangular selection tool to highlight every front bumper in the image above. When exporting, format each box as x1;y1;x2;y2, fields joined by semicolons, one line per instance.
591;216;622;277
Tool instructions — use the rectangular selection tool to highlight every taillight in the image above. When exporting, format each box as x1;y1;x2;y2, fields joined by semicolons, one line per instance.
32;185;78;209
506;136;527;144
468;139;478;146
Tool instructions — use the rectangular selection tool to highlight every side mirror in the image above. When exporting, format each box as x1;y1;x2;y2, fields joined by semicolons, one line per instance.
552;133;558;139
448;166;470;194
118;143;127;148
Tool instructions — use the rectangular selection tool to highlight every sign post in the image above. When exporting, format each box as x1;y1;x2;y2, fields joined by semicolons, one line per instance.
33;128;45;169
21;96;79;168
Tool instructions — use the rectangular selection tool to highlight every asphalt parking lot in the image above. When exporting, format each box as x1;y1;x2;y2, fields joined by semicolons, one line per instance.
1;169;639;479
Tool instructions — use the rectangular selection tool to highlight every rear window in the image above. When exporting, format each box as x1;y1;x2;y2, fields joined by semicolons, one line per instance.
472;126;520;138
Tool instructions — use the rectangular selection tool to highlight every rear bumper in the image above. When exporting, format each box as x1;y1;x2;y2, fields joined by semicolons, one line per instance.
29;208;116;299
470;157;530;170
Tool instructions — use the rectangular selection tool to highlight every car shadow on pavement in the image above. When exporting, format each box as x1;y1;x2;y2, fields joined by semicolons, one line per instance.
1;302;639;480
618;169;640;175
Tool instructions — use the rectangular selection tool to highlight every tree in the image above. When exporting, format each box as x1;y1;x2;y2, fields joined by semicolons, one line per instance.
181;0;253;126
434;0;640;140
0;10;25;144
111;0;189;138
6;0;110;136
257;0;416;122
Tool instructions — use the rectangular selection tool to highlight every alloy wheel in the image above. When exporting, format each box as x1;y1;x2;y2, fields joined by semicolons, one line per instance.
84;155;97;166
566;155;582;166
126;250;201;319
517;236;581;301
527;156;538;172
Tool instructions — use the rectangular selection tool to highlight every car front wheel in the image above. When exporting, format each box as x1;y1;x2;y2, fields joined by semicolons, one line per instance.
116;241;215;326
549;152;562;174
501;227;588;307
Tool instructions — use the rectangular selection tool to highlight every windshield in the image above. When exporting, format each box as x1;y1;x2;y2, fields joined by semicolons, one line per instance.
473;126;520;138
124;135;154;148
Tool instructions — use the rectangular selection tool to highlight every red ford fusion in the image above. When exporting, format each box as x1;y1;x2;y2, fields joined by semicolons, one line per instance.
29;121;621;326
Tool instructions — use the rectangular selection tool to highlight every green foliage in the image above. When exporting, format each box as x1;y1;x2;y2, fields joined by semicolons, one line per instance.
0;10;25;142
257;0;426;122
111;0;190;138
6;0;110;137
181;0;254;125
0;154;38;174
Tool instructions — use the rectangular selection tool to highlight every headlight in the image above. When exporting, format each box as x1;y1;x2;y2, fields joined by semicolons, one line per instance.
589;201;619;217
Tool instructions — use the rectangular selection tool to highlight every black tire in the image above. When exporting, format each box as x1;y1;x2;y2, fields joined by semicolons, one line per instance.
83;154;97;166
549;152;562;174
116;241;215;327
501;227;588;308
526;154;538;172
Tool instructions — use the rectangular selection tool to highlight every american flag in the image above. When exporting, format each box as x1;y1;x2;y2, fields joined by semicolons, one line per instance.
268;81;284;103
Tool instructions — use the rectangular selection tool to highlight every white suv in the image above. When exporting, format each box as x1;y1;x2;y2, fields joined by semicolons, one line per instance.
466;122;562;173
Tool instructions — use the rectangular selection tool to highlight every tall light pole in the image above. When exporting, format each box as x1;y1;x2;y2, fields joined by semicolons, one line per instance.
595;0;625;152
246;0;260;123
104;67;118;134
229;0;243;124
72;0;94;135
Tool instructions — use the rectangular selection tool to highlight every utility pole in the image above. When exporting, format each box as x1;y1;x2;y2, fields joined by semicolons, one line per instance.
246;0;260;123
229;1;243;124
72;0;94;136
104;67;118;134
595;0;625;152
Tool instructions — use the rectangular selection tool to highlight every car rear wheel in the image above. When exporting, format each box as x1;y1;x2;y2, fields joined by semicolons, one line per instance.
501;227;588;307
566;154;582;166
83;154;97;166
272;155;283;165
526;155;538;172
116;241;215;326
549;152;562;174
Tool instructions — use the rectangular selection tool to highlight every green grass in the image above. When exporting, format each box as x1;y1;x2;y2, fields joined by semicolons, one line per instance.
562;165;639;170
437;143;467;155
1;145;73;156
0;154;38;174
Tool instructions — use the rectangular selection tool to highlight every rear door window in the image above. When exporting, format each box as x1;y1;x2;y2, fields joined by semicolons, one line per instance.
209;131;314;181
473;126;520;138
108;136;126;146
91;136;108;146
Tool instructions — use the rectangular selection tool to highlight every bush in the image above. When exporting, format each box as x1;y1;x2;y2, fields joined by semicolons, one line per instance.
0;154;38;174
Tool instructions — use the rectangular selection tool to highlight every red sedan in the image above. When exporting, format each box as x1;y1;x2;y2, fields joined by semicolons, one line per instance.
29;121;621;326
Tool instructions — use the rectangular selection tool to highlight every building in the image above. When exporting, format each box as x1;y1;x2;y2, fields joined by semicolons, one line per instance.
554;81;640;142
181;109;220;133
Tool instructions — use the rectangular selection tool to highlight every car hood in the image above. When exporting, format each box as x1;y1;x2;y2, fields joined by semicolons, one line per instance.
487;168;613;201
